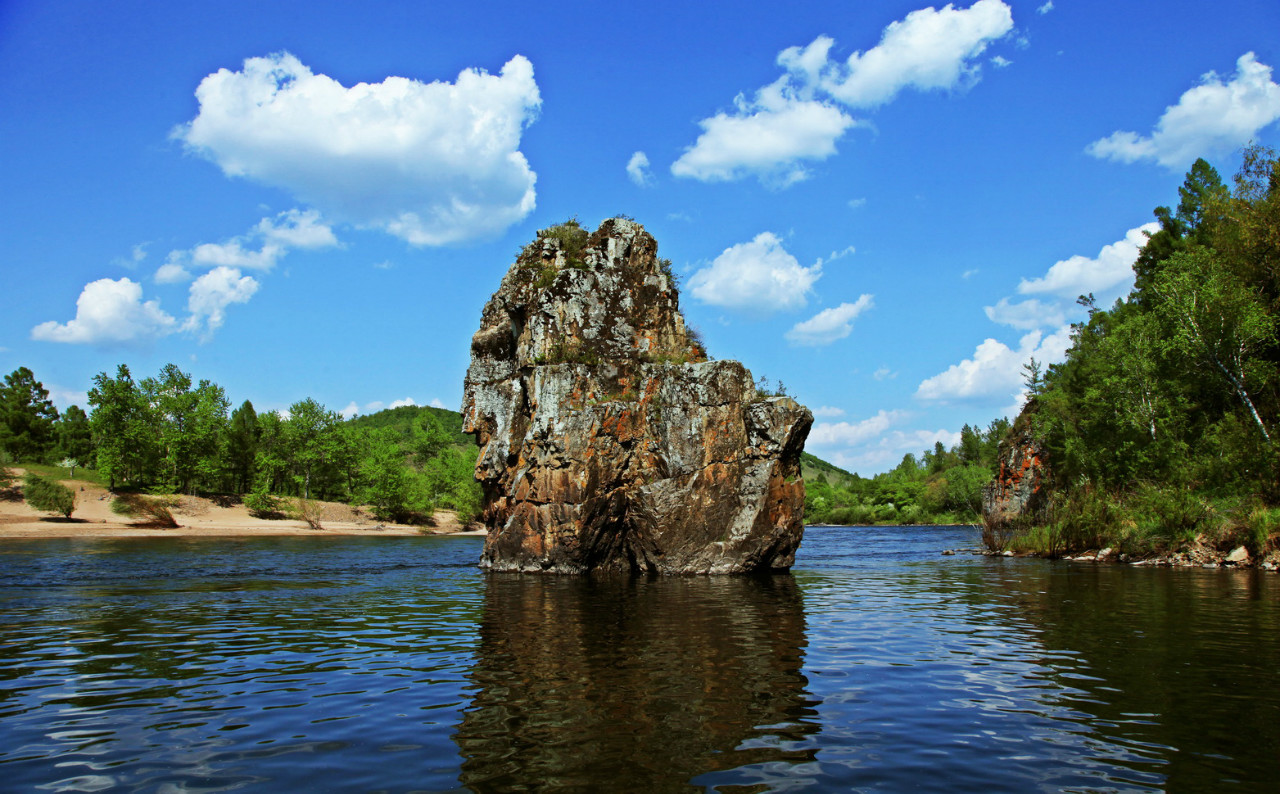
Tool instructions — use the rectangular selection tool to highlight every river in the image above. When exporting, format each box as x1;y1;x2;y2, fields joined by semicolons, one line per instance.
1;526;1276;792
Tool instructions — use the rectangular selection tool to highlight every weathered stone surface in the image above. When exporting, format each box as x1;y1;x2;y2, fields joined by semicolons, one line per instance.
462;218;812;573
982;401;1052;529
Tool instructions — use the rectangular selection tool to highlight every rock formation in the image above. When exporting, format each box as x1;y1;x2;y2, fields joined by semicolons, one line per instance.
462;217;812;574
982;402;1052;530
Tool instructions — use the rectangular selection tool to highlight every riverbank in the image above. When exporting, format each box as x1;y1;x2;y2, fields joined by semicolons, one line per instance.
0;473;485;539
984;544;1280;571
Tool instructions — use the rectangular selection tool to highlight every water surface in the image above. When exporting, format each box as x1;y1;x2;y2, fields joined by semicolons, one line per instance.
1;527;1276;791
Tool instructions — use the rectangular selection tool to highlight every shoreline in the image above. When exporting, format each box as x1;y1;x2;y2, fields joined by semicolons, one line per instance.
981;546;1279;571
0;474;485;541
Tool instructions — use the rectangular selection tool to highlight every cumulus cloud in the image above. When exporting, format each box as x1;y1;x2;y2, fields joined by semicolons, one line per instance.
983;296;1067;330
808;409;964;473
341;401;360;420
811;0;1015;108
175;51;541;245
785;295;875;345
626;151;654;186
166;208;339;279
812;405;846;418
687;232;821;313
991;55;1012;68
809;409;907;446
389;397;417;409
184;267;260;340
429;398;447;409
671;93;857;186
916;326;1073;402
1087;53;1280;169
672;1;1012;185
155;262;192;284
257;208;339;249
1037;1;1053;14
31;278;178;345
1017;223;1158;301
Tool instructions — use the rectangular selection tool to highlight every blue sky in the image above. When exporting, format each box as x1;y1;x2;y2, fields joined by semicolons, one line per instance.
3;0;1279;474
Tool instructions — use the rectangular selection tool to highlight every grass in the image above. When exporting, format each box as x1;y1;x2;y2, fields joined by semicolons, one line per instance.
991;482;1277;559
12;461;107;487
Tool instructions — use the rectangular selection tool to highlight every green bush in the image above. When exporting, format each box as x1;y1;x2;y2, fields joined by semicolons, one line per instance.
110;493;179;528
1130;483;1215;550
244;487;285;519
1242;505;1280;556
23;473;75;518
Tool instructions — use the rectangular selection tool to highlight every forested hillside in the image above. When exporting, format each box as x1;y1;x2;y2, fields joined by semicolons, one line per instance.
0;363;481;523
1002;146;1280;557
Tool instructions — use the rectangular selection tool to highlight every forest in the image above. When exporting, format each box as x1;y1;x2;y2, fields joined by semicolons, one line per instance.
1004;145;1280;557
0;363;481;524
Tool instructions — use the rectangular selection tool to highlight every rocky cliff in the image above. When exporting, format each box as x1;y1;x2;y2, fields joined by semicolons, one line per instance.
982;401;1052;531
462;218;812;574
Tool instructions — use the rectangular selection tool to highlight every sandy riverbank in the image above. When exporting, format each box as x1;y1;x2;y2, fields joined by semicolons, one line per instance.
0;471;485;540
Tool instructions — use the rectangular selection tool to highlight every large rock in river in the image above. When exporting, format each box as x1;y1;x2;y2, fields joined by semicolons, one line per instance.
462;218;812;574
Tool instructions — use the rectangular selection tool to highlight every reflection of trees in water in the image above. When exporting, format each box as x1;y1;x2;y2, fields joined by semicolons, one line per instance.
983;562;1280;791
455;574;819;792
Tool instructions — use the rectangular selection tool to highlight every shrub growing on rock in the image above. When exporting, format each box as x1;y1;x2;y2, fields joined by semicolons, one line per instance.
23;473;75;518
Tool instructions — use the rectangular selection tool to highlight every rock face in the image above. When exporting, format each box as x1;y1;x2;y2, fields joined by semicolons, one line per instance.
982;402;1052;529
462;218;812;574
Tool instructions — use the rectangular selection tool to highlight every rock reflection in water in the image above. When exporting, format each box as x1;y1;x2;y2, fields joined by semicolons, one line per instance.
455;573;819;791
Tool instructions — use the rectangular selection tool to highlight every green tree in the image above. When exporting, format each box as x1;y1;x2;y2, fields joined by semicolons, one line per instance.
1152;247;1276;443
141;364;230;493
56;405;93;464
285;398;342;499
88;364;156;488
359;428;415;520
226;400;260;493
0;367;59;463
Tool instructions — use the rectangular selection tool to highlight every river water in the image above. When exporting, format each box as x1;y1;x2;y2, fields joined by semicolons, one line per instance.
1;526;1277;792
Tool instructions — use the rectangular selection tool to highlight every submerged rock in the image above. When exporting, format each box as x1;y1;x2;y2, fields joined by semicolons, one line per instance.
462;218;812;574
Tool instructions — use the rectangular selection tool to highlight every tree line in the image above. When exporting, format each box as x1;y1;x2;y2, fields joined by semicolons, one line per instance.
1006;145;1280;556
0;363;481;523
803;418;1011;525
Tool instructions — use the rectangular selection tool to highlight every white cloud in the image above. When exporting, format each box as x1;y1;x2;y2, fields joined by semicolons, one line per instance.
990;55;1012;68
848;197;867;209
672;2;1012;185
429;398;447;409
626;151;654;186
785;295;875;345
168;208;339;278
389;397;417;409
155;262;192;284
31;278;178;345
1087;53;1280;169
340;401;360;419
983;296;1067;330
811;0;1015;108
1017;223;1158;300
257;208;338;249
175;51;541;245
671;94;856;186
46;387;90;410
191;239;284;270
873;367;897;381
687;232;821;313
812;405;846;418
1037;1;1053;14
809;409;906;446
962;268;979;279
916;326;1073;402
184;267;260;340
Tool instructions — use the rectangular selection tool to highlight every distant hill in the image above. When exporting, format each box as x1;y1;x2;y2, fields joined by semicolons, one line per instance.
801;451;860;488
346;405;473;449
